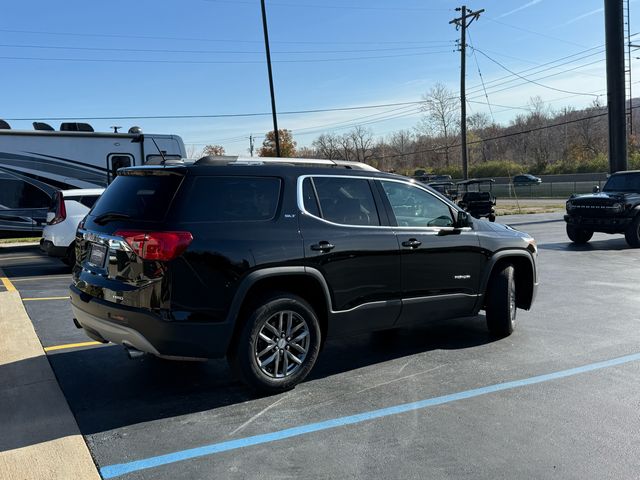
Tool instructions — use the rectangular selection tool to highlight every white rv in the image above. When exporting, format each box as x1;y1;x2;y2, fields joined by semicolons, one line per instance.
0;121;186;237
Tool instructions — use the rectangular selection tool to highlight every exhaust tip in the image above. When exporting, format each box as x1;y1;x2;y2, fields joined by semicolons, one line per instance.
124;344;145;359
72;318;82;329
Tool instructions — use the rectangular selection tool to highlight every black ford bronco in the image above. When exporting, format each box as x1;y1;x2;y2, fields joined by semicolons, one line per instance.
565;170;640;247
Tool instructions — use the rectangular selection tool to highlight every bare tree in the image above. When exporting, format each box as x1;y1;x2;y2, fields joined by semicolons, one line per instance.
388;130;414;172
295;146;317;158
417;83;460;166
185;144;203;159
467;112;491;163
312;133;341;159
349;126;374;163
338;134;354;161
575;99;606;156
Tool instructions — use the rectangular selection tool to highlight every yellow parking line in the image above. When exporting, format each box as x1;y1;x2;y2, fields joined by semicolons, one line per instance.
22;296;69;301
44;341;103;352
11;275;70;282
1;277;16;292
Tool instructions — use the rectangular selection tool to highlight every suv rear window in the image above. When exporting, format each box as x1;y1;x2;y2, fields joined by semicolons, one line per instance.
178;176;281;222
90;174;183;222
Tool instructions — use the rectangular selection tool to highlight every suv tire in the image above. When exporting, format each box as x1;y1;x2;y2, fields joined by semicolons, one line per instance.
566;224;593;244
624;215;640;247
230;293;321;393
485;264;516;338
61;242;76;266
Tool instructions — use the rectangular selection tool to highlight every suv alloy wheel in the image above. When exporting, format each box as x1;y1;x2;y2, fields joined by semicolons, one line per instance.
230;293;322;393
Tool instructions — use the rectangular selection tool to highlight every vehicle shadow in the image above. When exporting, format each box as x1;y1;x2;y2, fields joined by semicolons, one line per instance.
0;244;71;277
0;244;40;254
539;238;631;251
311;315;492;379
1;315;495;451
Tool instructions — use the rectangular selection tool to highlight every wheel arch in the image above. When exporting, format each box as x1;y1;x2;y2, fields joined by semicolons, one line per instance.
225;267;332;355
477;250;536;312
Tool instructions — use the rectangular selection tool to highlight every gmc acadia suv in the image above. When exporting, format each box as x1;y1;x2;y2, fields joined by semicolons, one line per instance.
70;157;538;392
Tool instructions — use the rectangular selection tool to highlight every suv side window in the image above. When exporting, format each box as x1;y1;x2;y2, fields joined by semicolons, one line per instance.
311;176;380;226
180;176;281;222
380;180;454;228
302;177;321;217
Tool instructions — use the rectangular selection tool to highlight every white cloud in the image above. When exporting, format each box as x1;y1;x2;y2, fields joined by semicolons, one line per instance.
497;0;543;19
562;7;604;26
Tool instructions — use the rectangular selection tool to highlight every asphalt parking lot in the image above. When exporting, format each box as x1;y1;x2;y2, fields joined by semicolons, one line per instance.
2;213;640;479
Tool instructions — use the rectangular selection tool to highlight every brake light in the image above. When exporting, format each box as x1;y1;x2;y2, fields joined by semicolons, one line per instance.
114;230;193;261
49;193;67;225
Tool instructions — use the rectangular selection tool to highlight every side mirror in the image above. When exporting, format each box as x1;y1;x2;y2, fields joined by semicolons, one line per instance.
592;185;600;193
456;210;471;228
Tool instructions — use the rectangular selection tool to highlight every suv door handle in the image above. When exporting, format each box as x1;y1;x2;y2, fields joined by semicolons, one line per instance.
401;239;422;248
310;241;335;252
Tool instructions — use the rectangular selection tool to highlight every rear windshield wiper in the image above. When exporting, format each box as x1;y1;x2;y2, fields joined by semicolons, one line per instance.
93;212;131;225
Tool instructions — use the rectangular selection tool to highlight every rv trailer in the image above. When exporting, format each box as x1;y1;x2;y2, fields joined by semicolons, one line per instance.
0;121;186;237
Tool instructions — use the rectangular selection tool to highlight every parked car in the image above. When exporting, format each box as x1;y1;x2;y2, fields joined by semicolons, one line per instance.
513;174;542;186
70;157;538;392
40;188;104;265
565;170;640;246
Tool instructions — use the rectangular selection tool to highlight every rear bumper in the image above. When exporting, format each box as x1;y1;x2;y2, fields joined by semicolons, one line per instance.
70;285;234;359
40;238;68;257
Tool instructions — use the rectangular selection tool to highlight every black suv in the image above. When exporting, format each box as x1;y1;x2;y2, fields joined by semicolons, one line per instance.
70;157;538;392
565;170;640;246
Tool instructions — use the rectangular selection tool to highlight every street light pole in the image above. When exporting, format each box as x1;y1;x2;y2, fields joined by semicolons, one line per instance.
261;0;281;157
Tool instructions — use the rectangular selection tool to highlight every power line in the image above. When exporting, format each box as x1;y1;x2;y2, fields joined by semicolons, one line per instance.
0;42;454;55
467;31;494;122
464;44;610;95
203;105;422;145
0;50;452;65
206;0;451;12
0;27;453;46
4;100;424;122
483;17;588;48
471;48;602;98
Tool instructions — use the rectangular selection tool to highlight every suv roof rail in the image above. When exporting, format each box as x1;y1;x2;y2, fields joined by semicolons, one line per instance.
194;155;378;171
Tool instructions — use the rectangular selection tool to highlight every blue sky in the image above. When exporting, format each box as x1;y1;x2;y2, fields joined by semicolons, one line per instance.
1;0;637;155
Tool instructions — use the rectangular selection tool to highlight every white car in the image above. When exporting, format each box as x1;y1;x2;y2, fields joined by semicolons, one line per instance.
40;188;104;265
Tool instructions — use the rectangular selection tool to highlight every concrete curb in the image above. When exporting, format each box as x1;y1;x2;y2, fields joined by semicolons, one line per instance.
0;268;100;479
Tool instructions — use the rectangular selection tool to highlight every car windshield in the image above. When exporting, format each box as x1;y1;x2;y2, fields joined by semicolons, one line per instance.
602;173;640;192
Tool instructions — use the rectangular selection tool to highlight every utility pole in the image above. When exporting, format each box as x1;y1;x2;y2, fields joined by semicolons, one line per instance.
260;0;281;157
249;134;255;157
605;0;627;172
450;5;484;180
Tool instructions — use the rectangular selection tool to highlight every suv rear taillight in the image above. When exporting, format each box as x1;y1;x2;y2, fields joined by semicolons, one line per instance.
48;193;67;225
114;230;193;261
